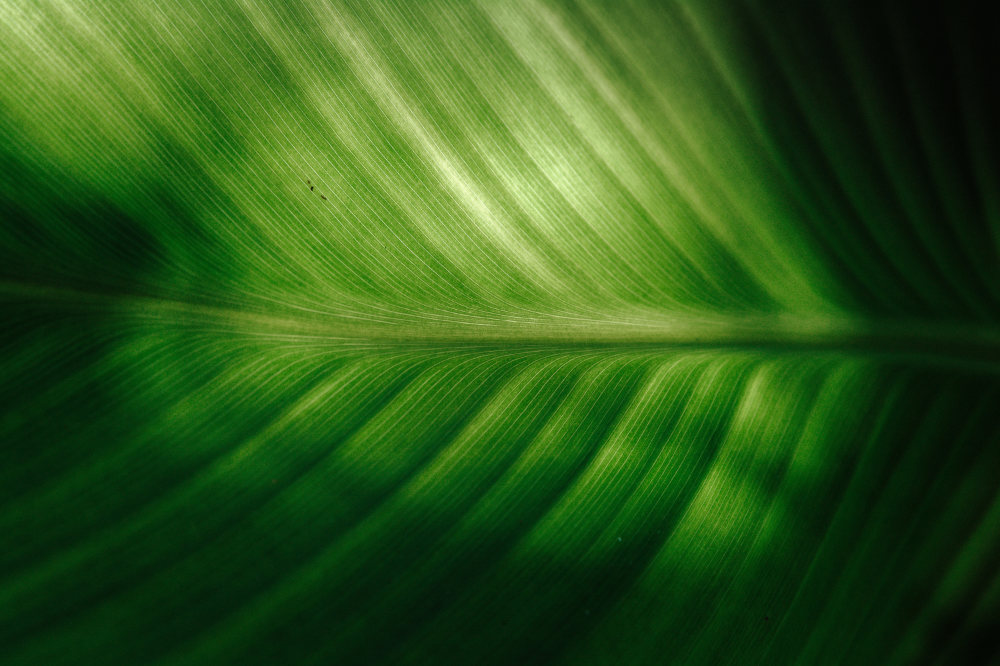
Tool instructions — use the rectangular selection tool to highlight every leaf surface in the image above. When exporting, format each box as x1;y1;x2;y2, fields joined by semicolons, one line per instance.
1;1;999;664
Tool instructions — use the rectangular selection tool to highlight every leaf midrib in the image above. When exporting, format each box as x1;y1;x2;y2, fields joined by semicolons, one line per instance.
4;279;999;370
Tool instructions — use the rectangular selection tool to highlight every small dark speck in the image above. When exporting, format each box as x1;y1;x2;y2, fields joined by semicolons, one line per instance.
310;186;314;191
765;615;770;622
320;195;327;200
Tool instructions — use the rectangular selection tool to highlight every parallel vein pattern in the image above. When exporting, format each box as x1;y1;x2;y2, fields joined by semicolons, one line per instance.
1;1;999;664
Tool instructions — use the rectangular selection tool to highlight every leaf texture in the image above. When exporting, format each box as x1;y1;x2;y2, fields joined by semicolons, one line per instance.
1;1;999;664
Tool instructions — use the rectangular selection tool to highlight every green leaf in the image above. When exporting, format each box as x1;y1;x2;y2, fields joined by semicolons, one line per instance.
1;1;998;664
